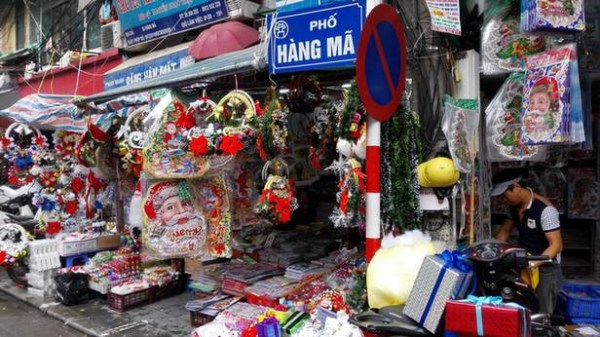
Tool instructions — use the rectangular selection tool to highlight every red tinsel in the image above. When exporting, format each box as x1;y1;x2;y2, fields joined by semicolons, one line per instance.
220;135;244;156
256;134;267;160
190;135;209;156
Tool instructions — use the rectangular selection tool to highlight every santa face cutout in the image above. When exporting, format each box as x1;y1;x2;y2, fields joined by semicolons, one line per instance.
143;180;206;258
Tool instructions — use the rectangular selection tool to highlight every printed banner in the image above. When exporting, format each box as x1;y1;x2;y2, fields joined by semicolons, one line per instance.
424;0;461;36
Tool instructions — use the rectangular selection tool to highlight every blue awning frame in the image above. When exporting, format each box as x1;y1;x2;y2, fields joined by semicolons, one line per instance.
78;45;266;105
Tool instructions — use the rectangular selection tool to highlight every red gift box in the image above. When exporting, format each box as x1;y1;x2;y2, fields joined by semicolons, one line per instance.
445;298;531;337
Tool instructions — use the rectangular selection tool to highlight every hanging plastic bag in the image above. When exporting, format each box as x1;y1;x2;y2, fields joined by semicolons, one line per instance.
520;0;585;32
485;73;545;162
482;0;547;75
522;44;573;145
567;43;584;144
442;96;479;173
143;93;211;179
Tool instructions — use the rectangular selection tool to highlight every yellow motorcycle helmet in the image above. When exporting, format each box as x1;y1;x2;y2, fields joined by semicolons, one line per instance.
417;157;460;188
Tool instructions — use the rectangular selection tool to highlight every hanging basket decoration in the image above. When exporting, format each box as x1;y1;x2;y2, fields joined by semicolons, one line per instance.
143;95;211;179
1;123;49;186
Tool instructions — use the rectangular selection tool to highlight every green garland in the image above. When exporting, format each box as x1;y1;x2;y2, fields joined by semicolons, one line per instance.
381;100;422;230
337;81;360;140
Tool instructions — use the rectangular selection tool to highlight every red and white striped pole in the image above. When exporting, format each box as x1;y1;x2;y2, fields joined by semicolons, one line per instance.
365;115;381;262
364;0;382;263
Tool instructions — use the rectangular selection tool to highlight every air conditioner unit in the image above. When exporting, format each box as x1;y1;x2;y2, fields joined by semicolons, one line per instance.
101;21;124;51
226;0;260;20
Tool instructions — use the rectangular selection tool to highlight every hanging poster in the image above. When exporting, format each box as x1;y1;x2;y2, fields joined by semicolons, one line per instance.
424;0;461;36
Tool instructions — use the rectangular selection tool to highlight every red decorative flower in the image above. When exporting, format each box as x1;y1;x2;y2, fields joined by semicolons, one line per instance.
0;137;10;148
176;110;196;129
46;221;62;235
214;243;225;255
220;135;244;156
254;100;264;116
71;177;84;195
65;201;78;215
34;135;47;147
8;175;18;185
190;135;209;156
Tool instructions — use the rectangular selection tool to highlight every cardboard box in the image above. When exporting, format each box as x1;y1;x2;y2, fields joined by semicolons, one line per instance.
96;235;121;250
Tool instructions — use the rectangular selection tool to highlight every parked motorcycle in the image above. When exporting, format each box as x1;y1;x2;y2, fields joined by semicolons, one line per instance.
0;181;41;286
350;240;559;337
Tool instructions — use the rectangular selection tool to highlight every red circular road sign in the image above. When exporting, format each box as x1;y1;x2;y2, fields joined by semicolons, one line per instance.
356;4;407;121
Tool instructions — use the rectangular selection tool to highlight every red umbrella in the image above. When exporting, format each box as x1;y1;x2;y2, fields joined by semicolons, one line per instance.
188;21;260;60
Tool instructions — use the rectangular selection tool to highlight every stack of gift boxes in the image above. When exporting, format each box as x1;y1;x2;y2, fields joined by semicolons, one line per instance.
402;251;532;337
26;239;61;297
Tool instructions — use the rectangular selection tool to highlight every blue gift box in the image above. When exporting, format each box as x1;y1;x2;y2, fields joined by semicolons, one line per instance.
402;251;473;334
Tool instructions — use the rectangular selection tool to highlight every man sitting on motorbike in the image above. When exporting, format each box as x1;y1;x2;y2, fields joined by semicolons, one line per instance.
491;168;563;316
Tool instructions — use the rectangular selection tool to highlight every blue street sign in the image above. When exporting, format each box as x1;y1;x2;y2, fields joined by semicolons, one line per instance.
267;0;365;74
115;0;229;47
104;48;195;90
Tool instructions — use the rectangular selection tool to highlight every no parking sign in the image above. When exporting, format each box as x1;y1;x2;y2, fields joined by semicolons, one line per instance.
356;4;407;121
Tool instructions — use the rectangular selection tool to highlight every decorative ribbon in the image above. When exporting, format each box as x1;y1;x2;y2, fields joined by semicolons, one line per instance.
458;295;528;337
419;251;474;326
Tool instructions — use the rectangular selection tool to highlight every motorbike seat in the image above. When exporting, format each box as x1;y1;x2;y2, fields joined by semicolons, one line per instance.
4;213;35;223
350;305;433;337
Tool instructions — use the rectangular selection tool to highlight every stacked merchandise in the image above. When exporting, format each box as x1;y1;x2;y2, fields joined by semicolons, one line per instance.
245;276;299;307
186;294;243;327
188;262;231;294
26;239;61;297
221;263;284;296
84;248;142;294
284;262;324;281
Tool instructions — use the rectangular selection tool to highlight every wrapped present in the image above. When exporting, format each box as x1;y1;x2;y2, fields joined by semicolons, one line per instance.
282;311;309;336
403;251;473;334
445;296;531;337
257;316;281;337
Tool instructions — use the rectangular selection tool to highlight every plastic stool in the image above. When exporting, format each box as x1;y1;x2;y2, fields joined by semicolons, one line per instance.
64;254;90;267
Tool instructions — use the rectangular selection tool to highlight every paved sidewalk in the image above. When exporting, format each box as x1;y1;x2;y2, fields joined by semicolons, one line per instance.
0;275;195;337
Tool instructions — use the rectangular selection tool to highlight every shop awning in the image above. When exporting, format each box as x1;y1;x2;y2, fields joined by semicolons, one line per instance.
0;94;86;131
79;45;266;104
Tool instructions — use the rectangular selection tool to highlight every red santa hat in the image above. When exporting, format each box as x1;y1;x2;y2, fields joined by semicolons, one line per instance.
143;181;180;220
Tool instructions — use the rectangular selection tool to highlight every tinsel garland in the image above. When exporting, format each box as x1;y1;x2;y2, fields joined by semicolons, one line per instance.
381;100;422;230
337;81;361;140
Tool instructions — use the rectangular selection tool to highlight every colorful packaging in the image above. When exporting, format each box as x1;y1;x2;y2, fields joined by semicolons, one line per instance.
522;45;573;145
402;251;473;334
521;0;585;31
445;296;531;337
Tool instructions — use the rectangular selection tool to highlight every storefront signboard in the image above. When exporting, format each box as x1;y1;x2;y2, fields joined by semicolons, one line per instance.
267;0;365;74
115;0;229;47
104;49;195;90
